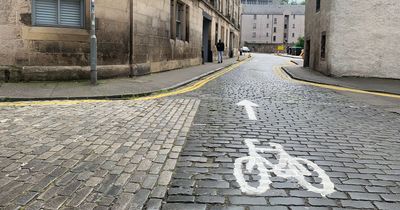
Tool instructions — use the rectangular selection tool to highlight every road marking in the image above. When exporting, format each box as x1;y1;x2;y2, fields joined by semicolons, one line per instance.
234;139;335;197
274;66;400;99
134;59;250;101
0;99;110;107
237;100;259;120
0;59;250;107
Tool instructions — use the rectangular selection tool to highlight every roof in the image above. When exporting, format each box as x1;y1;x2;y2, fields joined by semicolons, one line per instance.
242;4;305;15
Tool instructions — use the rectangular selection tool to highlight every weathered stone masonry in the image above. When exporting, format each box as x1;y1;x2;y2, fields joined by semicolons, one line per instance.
305;0;400;79
0;0;241;82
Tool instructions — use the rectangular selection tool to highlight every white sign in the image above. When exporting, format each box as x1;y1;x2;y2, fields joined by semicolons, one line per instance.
234;139;335;197
237;100;259;121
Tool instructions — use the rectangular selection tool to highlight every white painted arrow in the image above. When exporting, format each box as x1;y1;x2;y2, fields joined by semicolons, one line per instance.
237;100;259;121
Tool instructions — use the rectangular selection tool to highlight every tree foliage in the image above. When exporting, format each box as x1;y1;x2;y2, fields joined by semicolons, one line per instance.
295;37;304;48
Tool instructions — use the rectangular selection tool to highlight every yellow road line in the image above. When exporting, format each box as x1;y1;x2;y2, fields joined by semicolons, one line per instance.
134;59;249;101
0;99;110;107
0;59;249;107
274;66;400;100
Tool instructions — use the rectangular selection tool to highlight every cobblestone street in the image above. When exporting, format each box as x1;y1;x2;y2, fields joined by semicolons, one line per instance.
164;54;400;210
1;54;400;209
0;99;199;209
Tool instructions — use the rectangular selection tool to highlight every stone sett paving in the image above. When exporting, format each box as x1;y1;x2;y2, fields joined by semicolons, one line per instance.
0;99;199;209
163;54;400;210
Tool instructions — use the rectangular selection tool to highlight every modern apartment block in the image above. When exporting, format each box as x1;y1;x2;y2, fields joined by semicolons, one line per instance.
241;3;305;53
0;0;240;82
305;0;400;79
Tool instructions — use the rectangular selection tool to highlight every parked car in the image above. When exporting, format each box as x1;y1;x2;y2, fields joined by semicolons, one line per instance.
241;46;251;53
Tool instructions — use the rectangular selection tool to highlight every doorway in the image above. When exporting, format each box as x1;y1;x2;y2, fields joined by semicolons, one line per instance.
229;32;234;58
202;15;212;63
304;39;311;67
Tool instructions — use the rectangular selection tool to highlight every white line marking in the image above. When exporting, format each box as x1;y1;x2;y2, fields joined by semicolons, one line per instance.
237;100;259;121
234;139;335;197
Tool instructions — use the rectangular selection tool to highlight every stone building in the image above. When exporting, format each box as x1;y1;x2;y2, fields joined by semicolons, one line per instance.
0;0;241;82
240;0;281;5
241;3;305;53
305;0;400;79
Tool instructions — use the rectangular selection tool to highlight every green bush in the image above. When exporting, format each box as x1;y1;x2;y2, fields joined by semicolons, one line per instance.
295;37;304;48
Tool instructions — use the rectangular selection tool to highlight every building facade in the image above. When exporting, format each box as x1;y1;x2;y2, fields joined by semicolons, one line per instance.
305;0;400;79
240;0;281;5
241;3;305;53
0;0;240;82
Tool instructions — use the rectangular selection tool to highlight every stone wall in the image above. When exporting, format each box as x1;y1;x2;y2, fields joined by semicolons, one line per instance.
133;0;203;75
329;0;400;79
0;0;241;81
304;0;332;75
244;43;281;53
0;0;130;67
200;2;241;60
305;0;400;79
0;0;131;81
132;0;241;75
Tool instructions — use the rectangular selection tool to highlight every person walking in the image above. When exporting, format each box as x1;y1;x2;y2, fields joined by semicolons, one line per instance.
216;39;225;63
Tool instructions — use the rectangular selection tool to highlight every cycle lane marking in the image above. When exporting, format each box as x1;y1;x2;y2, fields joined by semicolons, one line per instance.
233;139;335;197
237;100;259;121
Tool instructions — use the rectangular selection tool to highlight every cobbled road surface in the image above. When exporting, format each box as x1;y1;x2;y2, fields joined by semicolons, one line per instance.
0;54;399;210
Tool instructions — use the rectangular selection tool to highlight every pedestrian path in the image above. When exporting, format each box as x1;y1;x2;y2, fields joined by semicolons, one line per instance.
283;65;400;96
0;57;245;101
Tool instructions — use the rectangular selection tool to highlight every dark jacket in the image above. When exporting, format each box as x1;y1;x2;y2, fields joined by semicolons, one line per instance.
216;42;225;52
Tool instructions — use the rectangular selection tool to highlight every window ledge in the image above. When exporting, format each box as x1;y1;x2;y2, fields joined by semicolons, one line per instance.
22;26;89;42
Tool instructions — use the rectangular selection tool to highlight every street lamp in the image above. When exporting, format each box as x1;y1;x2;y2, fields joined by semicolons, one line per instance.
90;0;97;85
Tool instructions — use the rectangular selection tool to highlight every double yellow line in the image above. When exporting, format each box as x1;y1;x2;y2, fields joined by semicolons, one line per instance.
274;65;400;100
134;59;248;101
0;99;110;107
0;59;249;107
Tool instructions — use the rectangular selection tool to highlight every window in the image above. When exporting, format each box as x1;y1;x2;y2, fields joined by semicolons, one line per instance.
284;33;287;38
293;24;295;28
273;36;276;42
284;24;287;29
273;27;276;33
171;0;189;41
267;14;270;19
292;33;295;37
32;0;84;28
267;23;269;28
185;6;189;41
253;23;256;29
176;3;183;39
266;33;269;37
253;14;257;20
316;0;321;12
321;32;326;59
274;18;277;24
252;32;256;38
293;14;296;19
215;23;218;44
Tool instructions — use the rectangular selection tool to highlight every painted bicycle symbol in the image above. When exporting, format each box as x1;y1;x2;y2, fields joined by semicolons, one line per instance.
234;139;335;197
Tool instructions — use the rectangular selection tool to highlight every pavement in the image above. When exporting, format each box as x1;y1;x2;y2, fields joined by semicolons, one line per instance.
1;54;400;210
0;57;246;101
276;53;303;59
282;63;400;95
